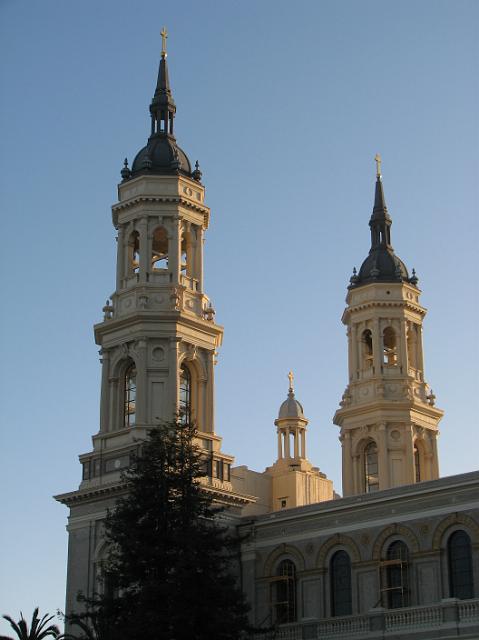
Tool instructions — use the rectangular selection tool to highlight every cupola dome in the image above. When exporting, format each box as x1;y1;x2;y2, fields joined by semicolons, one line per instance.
278;372;305;419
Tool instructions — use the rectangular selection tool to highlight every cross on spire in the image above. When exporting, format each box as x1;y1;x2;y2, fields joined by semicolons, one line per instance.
375;153;382;178
161;27;168;58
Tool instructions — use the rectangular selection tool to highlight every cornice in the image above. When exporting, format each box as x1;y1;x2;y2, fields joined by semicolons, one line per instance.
55;480;256;509
346;299;426;317
94;310;224;343
112;196;209;226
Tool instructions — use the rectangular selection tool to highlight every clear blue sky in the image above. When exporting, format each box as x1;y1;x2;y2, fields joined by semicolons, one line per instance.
1;0;478;630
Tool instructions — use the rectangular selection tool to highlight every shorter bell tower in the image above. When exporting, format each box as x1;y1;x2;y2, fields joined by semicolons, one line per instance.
334;158;443;497
265;373;333;511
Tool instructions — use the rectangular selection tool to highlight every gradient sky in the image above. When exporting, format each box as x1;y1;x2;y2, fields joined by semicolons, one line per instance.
1;0;478;631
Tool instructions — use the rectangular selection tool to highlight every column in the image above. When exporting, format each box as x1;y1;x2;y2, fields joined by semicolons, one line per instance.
116;226;125;290
404;424;415;485
99;349;110;433
301;429;306;459
198;226;204;293
170;217;181;286
398;318;408;375
350;324;358;380
277;431;282;460
205;350;215;433
431;431;440;479
341;431;352;496
168;337;181;419
373;317;382;374
109;376;119;431
284;430;291;458
197;379;206;432
138;218;148;284
135;339;148;424
293;429;299;458
378;422;390;490
417;325;425;374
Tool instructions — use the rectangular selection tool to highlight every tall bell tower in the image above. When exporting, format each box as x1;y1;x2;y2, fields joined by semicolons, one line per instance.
56;34;253;617
334;158;443;497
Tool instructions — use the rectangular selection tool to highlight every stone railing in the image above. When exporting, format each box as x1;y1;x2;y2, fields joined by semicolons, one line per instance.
250;599;479;639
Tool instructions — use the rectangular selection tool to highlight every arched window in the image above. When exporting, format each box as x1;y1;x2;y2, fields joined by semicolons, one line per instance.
151;227;168;270
386;541;410;608
179;364;191;424
383;327;398;366
361;329;373;369
273;559;296;624
123;362;137;427
448;530;474;599
414;443;421;483
128;231;140;275
364;441;379;493
330;551;352;617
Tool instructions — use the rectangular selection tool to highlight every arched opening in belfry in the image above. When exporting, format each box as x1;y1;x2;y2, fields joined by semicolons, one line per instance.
128;230;140;275
383;327;398;366
407;323;418;370
364;440;379;493
361;329;373;369
151;226;168;270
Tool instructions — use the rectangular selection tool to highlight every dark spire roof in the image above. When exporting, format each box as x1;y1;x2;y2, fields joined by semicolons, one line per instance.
349;160;417;289
129;33;193;180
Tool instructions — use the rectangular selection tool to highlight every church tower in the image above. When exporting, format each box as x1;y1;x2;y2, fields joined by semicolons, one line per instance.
334;158;443;497
56;35;253;615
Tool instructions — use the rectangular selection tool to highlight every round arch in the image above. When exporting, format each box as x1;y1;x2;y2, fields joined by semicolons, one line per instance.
372;523;420;560
432;513;479;551
316;533;361;568
263;544;305;577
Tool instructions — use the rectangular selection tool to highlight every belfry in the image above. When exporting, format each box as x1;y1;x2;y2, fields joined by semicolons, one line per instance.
334;159;443;496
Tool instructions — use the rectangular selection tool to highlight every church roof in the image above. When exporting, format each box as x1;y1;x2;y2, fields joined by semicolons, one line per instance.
349;160;418;289
123;32;198;182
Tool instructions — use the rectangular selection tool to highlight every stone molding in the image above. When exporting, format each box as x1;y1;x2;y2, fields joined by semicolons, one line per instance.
431;512;479;551
263;543;306;576
372;522;420;559
316;533;362;566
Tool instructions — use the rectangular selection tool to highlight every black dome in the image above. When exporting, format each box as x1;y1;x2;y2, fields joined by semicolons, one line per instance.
131;135;192;178
348;173;417;289
356;248;409;285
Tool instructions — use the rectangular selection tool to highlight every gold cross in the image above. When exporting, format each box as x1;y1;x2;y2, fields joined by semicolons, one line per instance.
375;153;382;177
288;371;294;392
161;27;168;57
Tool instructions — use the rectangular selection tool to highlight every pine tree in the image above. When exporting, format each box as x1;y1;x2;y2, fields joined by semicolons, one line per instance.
68;422;249;640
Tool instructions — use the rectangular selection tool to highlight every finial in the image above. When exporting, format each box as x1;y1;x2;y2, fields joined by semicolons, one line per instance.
288;371;294;393
375;153;382;178
160;27;168;58
121;157;131;182
192;160;203;182
349;266;359;286
410;268;419;286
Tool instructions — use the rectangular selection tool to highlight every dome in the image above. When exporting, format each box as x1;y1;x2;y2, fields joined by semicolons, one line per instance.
131;135;192;178
278;391;305;419
355;247;409;287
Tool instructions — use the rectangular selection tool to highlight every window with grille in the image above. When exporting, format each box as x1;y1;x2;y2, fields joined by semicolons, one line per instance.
272;559;296;624
386;541;410;608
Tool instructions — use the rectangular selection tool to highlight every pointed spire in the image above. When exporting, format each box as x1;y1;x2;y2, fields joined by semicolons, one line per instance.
369;155;392;248
349;156;411;288
149;27;176;138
